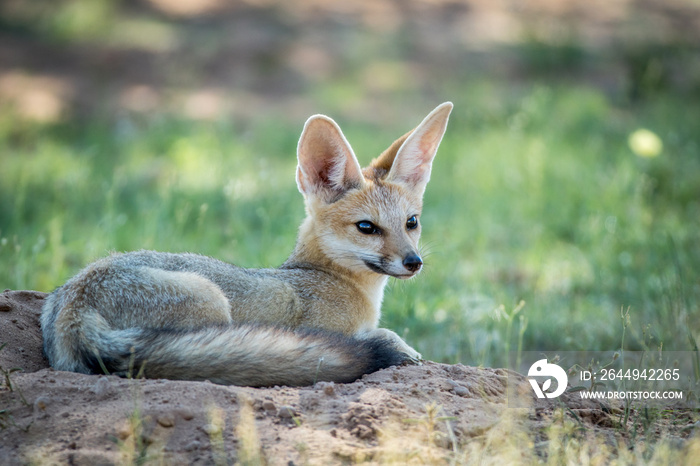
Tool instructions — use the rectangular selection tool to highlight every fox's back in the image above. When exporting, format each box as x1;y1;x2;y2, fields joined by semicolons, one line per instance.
44;250;377;334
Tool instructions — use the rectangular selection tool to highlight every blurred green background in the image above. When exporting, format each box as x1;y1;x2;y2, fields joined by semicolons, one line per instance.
1;0;699;367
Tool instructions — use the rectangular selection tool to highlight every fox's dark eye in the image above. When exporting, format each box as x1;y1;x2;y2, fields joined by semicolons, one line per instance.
406;216;418;230
356;221;379;235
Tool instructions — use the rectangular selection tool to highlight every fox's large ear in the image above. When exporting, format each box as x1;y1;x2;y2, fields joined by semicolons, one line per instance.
383;102;453;195
296;115;365;203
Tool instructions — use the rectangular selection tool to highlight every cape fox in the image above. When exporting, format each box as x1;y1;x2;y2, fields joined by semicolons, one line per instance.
41;102;453;387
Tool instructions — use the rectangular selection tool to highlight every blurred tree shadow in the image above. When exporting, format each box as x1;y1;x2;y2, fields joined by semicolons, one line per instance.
0;0;698;124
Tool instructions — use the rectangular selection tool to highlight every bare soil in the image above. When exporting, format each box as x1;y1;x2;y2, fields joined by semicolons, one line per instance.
0;289;621;465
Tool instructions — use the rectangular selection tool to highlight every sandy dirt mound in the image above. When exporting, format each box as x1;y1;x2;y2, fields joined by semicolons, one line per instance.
1;290;607;465
0;290;49;373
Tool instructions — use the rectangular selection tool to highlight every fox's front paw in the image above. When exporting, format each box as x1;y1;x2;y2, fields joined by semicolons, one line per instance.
398;345;422;365
359;328;423;365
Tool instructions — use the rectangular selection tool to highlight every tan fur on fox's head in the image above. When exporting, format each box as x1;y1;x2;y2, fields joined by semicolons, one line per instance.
294;103;453;279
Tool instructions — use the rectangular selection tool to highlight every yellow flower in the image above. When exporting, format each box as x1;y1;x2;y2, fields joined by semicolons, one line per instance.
628;129;663;158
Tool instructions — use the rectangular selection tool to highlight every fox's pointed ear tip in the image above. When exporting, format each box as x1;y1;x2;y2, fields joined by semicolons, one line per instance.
306;113;333;125
437;101;454;112
426;102;453;120
302;114;338;129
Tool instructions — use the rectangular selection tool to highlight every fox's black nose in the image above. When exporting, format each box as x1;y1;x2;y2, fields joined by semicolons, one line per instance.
402;253;423;273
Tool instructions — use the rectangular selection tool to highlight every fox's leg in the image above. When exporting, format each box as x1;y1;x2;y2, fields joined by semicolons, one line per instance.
135;268;233;328
356;328;422;364
93;267;233;329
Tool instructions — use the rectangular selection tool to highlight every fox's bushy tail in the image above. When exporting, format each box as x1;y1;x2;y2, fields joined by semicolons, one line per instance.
92;325;408;386
41;297;408;387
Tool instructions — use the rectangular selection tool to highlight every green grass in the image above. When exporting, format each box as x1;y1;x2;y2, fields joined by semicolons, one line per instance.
1;82;699;368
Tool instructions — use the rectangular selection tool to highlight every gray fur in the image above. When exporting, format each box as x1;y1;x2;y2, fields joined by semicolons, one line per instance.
41;251;409;386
